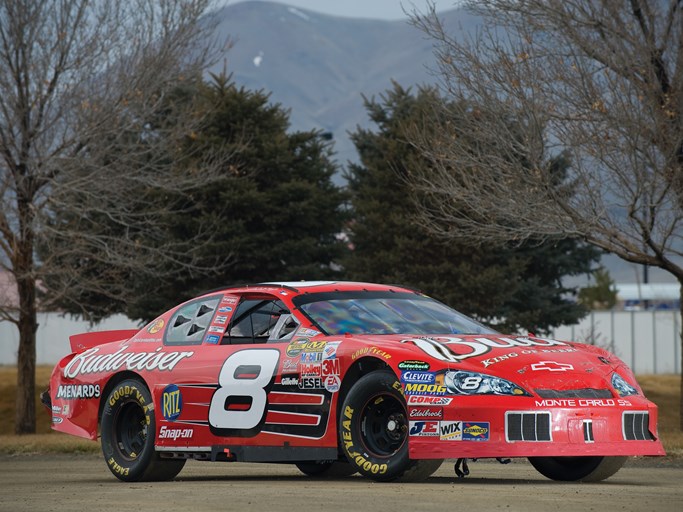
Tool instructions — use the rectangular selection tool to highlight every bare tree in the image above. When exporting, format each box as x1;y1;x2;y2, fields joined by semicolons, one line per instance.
0;0;232;434
407;1;683;428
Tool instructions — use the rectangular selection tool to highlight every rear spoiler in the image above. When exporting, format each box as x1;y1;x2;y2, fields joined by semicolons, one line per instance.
69;329;140;353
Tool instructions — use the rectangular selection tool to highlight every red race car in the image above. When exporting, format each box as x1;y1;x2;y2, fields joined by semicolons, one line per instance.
43;281;665;482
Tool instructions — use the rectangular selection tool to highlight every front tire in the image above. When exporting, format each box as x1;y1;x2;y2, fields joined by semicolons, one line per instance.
528;456;627;482
100;379;185;482
340;370;443;482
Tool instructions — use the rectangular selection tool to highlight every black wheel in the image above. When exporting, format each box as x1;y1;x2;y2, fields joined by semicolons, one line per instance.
295;461;358;477
528;456;627;482
340;370;443;482
100;379;185;482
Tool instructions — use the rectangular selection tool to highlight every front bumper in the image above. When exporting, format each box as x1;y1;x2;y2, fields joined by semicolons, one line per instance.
407;395;666;459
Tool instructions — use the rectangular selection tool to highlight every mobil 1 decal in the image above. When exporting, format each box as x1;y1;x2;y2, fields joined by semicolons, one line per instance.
208;348;331;439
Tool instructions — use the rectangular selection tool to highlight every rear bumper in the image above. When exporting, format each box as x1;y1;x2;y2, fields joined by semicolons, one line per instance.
40;387;52;411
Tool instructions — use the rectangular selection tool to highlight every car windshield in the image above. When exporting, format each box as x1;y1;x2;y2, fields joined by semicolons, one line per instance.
293;291;495;336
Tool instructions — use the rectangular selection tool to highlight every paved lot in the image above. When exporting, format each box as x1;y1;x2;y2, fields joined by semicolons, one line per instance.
1;454;681;512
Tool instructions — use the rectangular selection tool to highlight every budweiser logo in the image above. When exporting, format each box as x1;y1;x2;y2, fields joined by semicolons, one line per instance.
64;346;193;378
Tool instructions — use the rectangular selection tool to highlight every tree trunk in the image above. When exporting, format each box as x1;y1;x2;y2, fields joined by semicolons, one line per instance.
679;280;683;431
14;191;37;435
14;273;37;434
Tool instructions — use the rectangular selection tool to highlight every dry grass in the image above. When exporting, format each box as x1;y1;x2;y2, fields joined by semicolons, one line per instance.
0;366;680;455
0;366;98;453
634;374;683;457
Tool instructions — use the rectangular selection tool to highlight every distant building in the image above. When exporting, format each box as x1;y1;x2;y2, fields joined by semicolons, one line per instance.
615;282;680;311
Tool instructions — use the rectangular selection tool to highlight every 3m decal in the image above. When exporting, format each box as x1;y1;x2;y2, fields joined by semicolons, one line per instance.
321;358;340;376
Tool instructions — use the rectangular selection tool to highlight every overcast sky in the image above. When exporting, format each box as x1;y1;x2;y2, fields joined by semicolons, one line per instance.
228;0;455;20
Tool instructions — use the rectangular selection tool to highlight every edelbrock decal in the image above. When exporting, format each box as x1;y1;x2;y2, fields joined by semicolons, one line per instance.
64;347;193;378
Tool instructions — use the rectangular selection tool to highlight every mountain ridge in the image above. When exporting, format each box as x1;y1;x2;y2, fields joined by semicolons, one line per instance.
207;1;672;284
209;1;478;163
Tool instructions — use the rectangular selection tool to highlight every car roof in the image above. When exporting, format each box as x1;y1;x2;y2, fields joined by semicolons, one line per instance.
201;281;417;297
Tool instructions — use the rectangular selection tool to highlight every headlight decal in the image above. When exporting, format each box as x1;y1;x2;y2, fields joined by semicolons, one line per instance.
444;370;530;396
611;372;639;397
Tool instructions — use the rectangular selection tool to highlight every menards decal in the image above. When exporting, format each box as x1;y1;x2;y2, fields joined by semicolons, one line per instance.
64;347;193;378
401;336;569;363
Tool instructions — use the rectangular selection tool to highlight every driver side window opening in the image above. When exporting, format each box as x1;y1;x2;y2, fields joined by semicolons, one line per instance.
221;298;297;344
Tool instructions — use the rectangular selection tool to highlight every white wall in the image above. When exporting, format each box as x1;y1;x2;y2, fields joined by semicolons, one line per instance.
550;310;681;374
0;313;136;365
1;310;681;374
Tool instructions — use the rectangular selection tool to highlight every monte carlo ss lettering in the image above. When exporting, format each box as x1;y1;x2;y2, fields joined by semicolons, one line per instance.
42;281;664;483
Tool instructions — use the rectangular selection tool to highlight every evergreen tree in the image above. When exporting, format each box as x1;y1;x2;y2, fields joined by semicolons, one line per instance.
44;75;348;323
345;82;599;333
126;75;348;320
578;267;618;310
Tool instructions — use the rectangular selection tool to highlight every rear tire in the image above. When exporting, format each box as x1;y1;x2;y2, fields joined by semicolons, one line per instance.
528;456;627;482
340;370;443;482
100;379;185;482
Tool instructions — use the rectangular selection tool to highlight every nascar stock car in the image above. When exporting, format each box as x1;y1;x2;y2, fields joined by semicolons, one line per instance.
43;281;665;483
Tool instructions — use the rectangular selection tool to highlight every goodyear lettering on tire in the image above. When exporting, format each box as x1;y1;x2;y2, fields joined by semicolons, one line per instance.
341;405;388;475
108;457;130;476
105;384;150;467
109;385;145;407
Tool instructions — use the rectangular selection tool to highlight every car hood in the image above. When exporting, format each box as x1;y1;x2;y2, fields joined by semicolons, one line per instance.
345;333;631;395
